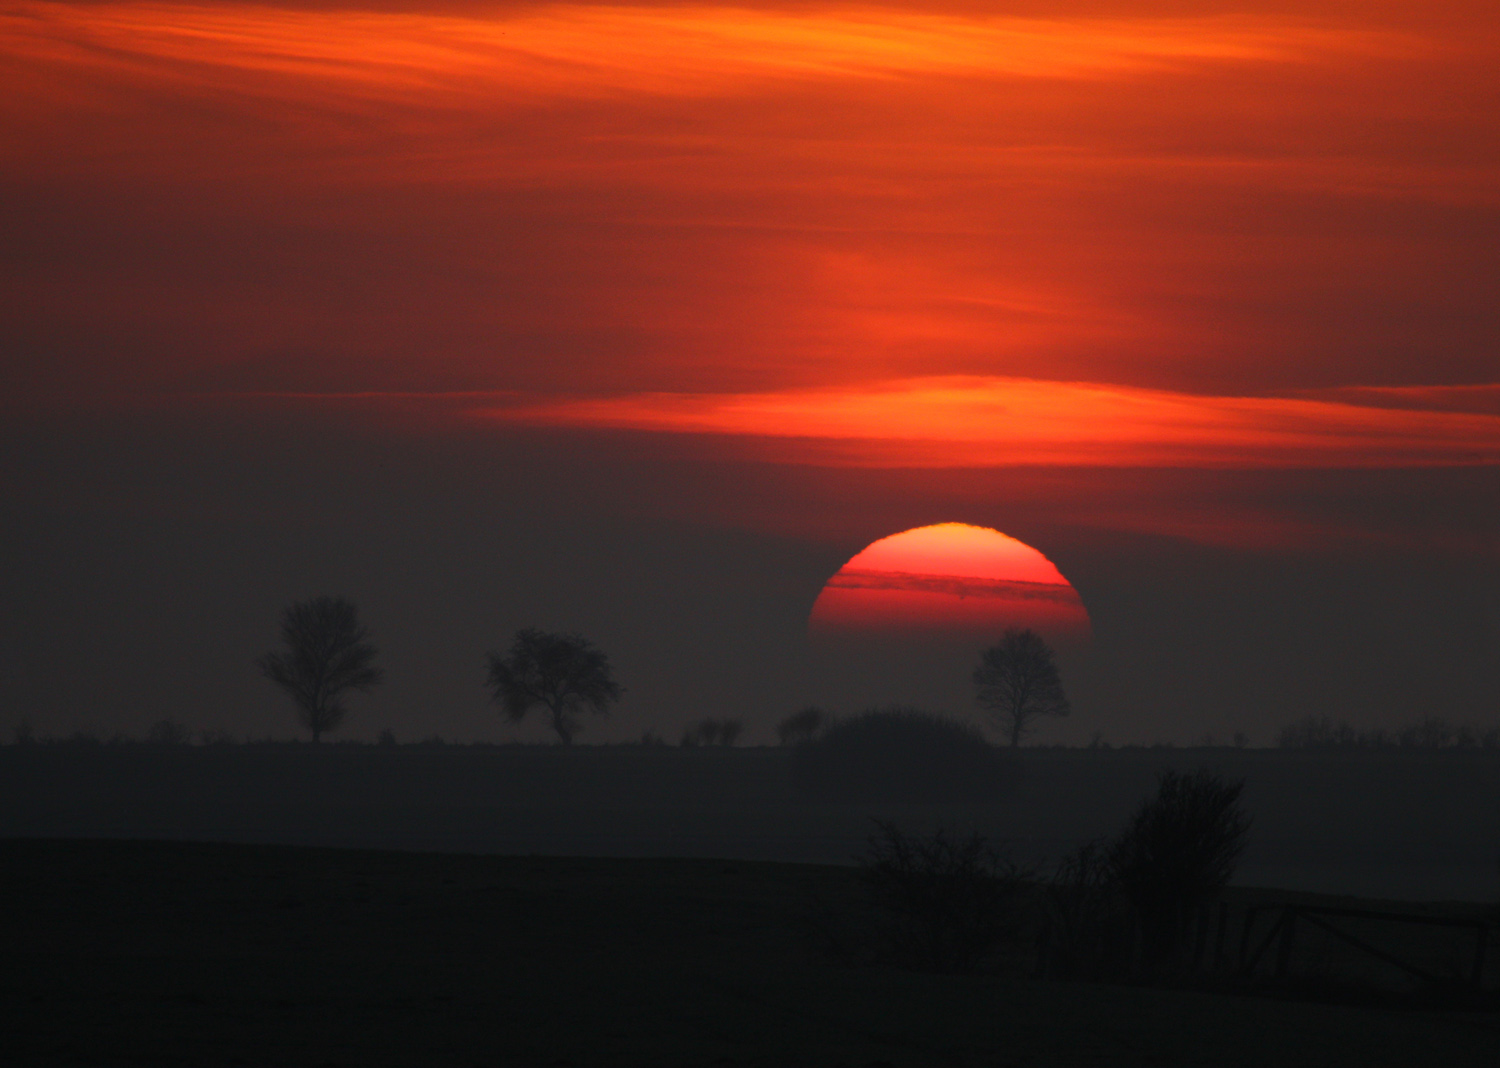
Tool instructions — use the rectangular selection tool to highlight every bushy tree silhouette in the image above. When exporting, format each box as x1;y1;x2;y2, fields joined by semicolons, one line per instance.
973;628;1070;746
258;596;382;742
487;628;622;744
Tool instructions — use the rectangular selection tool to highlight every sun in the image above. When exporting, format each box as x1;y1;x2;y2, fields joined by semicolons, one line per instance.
808;523;1091;646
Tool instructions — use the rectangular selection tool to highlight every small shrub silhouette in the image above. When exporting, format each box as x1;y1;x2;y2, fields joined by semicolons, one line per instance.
791;707;1011;803
858;820;1030;973
681;718;744;746
777;706;829;745
1276;713;1500;750
1107;768;1250;973
146;719;192;745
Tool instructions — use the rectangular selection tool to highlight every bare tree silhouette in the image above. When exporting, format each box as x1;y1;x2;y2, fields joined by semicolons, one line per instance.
486;628;622;744
973;628;1070;746
257;596;383;742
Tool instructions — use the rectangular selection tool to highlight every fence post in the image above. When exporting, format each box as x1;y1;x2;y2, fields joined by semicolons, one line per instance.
1274;908;1297;979
1238;906;1259;973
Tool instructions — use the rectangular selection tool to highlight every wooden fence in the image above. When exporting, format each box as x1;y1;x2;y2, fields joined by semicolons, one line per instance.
1230;900;1492;989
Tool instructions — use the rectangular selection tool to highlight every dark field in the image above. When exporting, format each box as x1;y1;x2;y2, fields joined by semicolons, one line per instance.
3;744;1499;900
3;839;1499;1067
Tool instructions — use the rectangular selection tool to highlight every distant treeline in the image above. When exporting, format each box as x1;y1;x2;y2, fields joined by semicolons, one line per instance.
1276;714;1500;750
15;712;1500;751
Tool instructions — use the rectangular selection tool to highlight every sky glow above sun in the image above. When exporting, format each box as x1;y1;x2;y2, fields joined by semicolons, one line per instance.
809;524;1091;643
2;1;1497;536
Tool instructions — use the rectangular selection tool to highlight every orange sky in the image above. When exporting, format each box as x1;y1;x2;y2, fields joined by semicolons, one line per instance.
3;1;1498;470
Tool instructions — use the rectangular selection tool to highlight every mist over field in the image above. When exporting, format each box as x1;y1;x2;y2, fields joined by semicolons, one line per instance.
4;742;1498;903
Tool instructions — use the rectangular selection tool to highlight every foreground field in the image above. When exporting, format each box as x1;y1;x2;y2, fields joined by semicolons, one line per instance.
3;744;1499;900
2;840;1497;1067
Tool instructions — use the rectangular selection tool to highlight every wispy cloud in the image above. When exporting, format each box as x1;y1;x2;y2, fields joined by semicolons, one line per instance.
4;2;1411;103
482;376;1500;468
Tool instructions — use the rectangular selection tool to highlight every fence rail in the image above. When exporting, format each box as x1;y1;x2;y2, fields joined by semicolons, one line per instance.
1234;901;1492;988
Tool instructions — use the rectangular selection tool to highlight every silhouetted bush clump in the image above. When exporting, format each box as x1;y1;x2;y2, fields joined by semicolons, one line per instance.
1107;768;1250;973
857;820;1031;973
791;707;1012;803
679;718;744;746
777;706;829;745
1038;840;1133;980
146;719;192;745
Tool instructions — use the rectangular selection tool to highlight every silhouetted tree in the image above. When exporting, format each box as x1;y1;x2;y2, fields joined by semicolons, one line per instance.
973;628;1070;746
486;628;622;744
777;706;828;745
718;719;743;746
1107;768;1250;972
258;596;382;742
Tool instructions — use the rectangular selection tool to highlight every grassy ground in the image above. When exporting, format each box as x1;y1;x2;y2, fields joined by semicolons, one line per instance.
2;839;1498;1067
